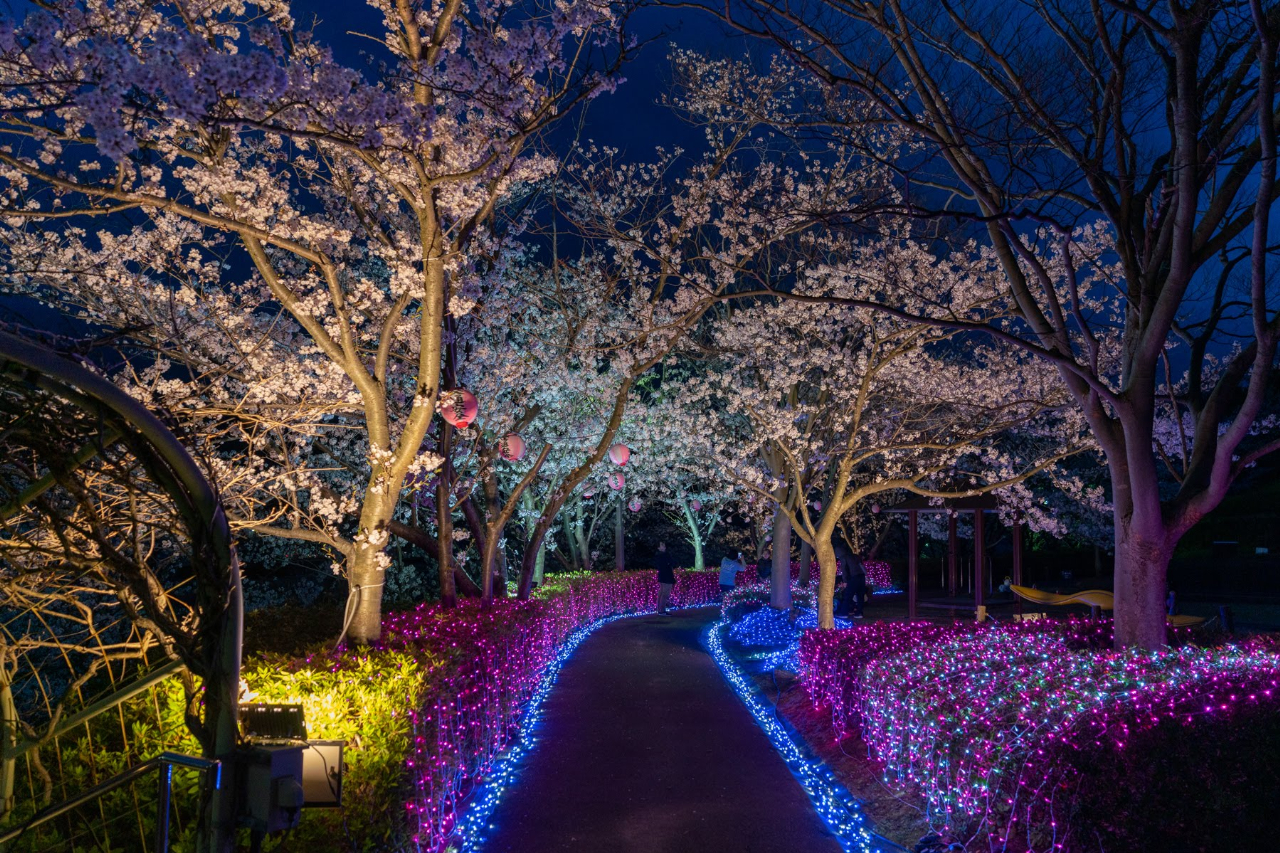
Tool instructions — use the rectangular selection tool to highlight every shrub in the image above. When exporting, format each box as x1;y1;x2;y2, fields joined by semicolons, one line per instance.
797;619;1280;851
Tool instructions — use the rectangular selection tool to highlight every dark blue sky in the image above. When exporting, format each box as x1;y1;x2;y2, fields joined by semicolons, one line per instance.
291;0;740;159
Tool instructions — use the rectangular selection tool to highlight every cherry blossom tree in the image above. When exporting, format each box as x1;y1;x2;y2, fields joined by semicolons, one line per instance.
0;0;629;641
692;235;1092;627
496;49;904;595
698;0;1280;648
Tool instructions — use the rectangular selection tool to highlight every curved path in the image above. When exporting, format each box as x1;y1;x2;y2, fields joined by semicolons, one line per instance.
483;606;842;853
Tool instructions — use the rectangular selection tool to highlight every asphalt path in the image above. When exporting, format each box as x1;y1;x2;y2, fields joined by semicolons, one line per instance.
482;606;843;853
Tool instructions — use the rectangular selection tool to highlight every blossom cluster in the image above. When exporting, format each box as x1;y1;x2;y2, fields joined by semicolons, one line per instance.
367;568;724;852
798;620;1280;849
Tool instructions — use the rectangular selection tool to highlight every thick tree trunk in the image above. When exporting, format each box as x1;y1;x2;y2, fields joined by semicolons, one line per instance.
1112;518;1172;650
798;539;813;588
814;537;838;629
770;509;792;610
347;540;388;644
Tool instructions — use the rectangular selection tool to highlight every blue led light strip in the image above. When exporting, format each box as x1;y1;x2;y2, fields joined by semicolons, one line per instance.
705;618;884;853
451;611;628;851
456;604;709;852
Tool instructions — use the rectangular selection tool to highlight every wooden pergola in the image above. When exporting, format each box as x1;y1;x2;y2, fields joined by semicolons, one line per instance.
884;496;1024;619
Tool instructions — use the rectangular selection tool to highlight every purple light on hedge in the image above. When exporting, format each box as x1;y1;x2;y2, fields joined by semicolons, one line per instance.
382;568;723;852
796;619;1280;846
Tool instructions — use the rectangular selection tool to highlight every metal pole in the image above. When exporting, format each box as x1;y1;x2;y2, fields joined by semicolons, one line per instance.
155;763;173;853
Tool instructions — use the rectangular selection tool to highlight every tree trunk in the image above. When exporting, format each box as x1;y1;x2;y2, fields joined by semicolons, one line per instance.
347;538;389;644
681;499;704;571
770;508;792;610
1112;518;1172;650
533;537;546;586
798;539;813;588
814;537;838;629
614;497;625;571
573;502;591;572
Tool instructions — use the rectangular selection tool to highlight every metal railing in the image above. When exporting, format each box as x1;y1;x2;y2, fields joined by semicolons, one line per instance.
0;752;219;853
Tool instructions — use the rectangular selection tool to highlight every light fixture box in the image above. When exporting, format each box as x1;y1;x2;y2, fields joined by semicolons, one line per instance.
241;742;305;833
302;740;345;808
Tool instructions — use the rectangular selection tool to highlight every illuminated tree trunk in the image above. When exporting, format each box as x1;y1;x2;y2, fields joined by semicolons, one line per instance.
533;539;547;586
770;508;792;610
680;498;705;571
347;489;401;644
814;538;838;629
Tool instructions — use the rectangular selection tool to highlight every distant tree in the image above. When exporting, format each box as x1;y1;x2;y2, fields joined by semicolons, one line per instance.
693;234;1092;627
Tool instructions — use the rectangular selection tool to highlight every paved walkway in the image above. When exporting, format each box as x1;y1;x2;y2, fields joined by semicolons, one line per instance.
483;607;842;853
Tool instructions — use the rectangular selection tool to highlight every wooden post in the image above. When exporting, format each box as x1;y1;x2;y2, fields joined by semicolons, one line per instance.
947;512;958;598
908;509;919;620
1012;514;1024;586
973;509;986;613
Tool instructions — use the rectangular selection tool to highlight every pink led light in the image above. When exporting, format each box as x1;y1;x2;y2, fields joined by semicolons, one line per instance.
351;568;725;851
795;620;1280;847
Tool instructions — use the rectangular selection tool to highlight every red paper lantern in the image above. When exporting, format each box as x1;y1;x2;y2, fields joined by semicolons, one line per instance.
608;472;625;490
690;499;702;512
499;433;526;461
608;443;630;465
583;488;595;499
628;498;642;512
440;389;478;429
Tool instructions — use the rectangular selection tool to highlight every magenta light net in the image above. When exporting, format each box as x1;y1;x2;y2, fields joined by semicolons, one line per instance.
376;568;722;852
797;619;1280;850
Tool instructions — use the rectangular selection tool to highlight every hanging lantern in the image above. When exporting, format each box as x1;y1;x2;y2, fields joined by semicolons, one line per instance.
628;498;642;512
583;488;595;499
608;443;630;466
608;472;625;490
812;500;822;512
440;389;478;429
499;433;526;461
872;503;881;514
690;499;702;512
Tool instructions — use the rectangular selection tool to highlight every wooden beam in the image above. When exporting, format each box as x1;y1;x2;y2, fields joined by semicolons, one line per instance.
908;509;919;620
974;509;986;612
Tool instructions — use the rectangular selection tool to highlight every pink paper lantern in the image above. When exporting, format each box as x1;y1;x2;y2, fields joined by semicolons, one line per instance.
812;500;823;512
608;443;630;466
440;389;478;429
608;472;625;490
628;498;642;512
872;503;881;514
583;489;595;499
499;433;526;461
690;499;702;511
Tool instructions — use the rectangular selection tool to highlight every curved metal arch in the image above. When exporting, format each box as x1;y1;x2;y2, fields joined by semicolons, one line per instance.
0;331;242;853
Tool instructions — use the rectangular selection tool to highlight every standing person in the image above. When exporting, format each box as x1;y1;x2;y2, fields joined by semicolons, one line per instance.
756;544;772;581
837;543;867;619
719;552;745;597
654;541;677;614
